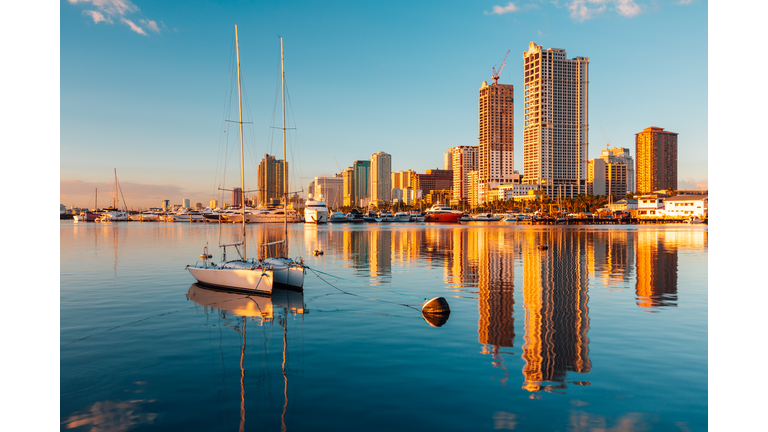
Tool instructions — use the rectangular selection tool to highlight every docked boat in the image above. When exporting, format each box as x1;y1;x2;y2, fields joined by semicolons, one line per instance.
378;211;394;222
187;27;304;293
328;211;348;223
472;213;496;221
346;208;365;223
393;211;411;222
363;210;379;222
304;194;329;224
424;204;462;223
685;216;705;224
249;207;303;224
459;213;472;222
173;209;206;222
409;210;425;222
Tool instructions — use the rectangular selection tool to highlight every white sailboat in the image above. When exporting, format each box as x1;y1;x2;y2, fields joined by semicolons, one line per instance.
262;36;305;288
187;26;304;293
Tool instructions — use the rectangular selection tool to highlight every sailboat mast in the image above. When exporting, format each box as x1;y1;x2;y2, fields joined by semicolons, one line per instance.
281;37;288;245
235;25;246;260
114;168;118;209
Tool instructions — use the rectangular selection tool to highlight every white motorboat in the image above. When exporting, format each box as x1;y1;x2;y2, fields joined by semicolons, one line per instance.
393;211;411;222
187;27;304;293
249;207;302;224
304;194;329;224
378;211;394;222
685;216;705;224
173;209;206;222
346;208;365;223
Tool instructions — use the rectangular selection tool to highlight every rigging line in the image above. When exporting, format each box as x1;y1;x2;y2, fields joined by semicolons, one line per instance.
116;174;130;211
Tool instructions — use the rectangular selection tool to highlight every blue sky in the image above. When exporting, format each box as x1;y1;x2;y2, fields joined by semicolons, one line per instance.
57;0;708;208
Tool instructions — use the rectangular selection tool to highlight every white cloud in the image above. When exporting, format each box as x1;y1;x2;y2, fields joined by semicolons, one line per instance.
566;0;643;21
83;10;111;24
486;2;520;15
140;19;160;33
615;0;641;17
121;17;147;35
69;0;161;35
675;0;694;4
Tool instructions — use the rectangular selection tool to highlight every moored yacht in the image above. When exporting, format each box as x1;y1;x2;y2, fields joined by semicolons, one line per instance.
304;194;329;224
328;211;348;223
423;203;462;223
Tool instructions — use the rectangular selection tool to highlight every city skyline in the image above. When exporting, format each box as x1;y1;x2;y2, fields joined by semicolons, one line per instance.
56;1;707;208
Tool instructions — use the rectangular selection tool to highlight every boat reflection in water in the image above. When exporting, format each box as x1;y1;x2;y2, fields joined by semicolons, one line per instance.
186;283;305;432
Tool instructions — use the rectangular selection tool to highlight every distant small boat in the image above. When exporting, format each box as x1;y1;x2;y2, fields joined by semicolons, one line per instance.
685;216;705;224
378;211;394;222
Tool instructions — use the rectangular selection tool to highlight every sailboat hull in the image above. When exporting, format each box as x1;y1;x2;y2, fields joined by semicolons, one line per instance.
263;258;305;289
187;264;274;294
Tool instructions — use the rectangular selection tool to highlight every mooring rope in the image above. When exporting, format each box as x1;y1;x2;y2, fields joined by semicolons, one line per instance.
307;267;422;311
305;266;428;301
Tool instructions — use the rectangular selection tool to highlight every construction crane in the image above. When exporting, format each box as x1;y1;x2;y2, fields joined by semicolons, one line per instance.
492;50;510;85
601;127;611;151
333;157;343;175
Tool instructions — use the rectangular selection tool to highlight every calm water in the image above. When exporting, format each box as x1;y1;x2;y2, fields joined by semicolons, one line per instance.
60;221;707;431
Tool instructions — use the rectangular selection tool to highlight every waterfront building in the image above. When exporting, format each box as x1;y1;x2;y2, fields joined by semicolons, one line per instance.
162;199;170;210
450;145;478;206
391;169;417;191
636;194;667;217
635;127;678;194
183;198;190;209
258;153;287;206
522;42;589;199
312;174;344;209
478;80;515;204
416;169;453;198
306;181;315;198
600;147;635;194
342;167;355;207
209;199;218;209
468;170;479;208
663;195;708;218
353;160;371;206
232;188;243;207
371;152;392;203
587;158;627;199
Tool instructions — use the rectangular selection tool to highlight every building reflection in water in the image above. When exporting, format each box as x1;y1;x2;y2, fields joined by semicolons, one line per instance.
635;230;678;309
521;230;591;394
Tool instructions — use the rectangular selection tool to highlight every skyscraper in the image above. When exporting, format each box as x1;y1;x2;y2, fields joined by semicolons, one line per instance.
353;160;371;207
478;80;515;204
600;147;635;194
370;152;392;204
257;153;286;206
444;150;453;171
635;127;678;193
522;42;589;198
450;145;478;205
342;167;355;207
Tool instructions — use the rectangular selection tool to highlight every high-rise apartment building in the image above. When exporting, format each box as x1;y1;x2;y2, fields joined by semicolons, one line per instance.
635;127;678;193
450;145;478;204
257;153;287;206
370;152;392;204
522;42;589;198
353;160;371;205
232;188;243;207
391;169;417;190
600;147;635;194
444;150;453;171
478;80;515;204
588;158;627;198
342;167;355;207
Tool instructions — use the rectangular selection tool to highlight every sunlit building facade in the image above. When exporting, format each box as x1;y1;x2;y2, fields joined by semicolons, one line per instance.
353;160;370;207
478;81;515;204
257;153;287;206
600;147;635;194
450;145;478;205
522;42;589;199
635;127;678;193
370;152;392;204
